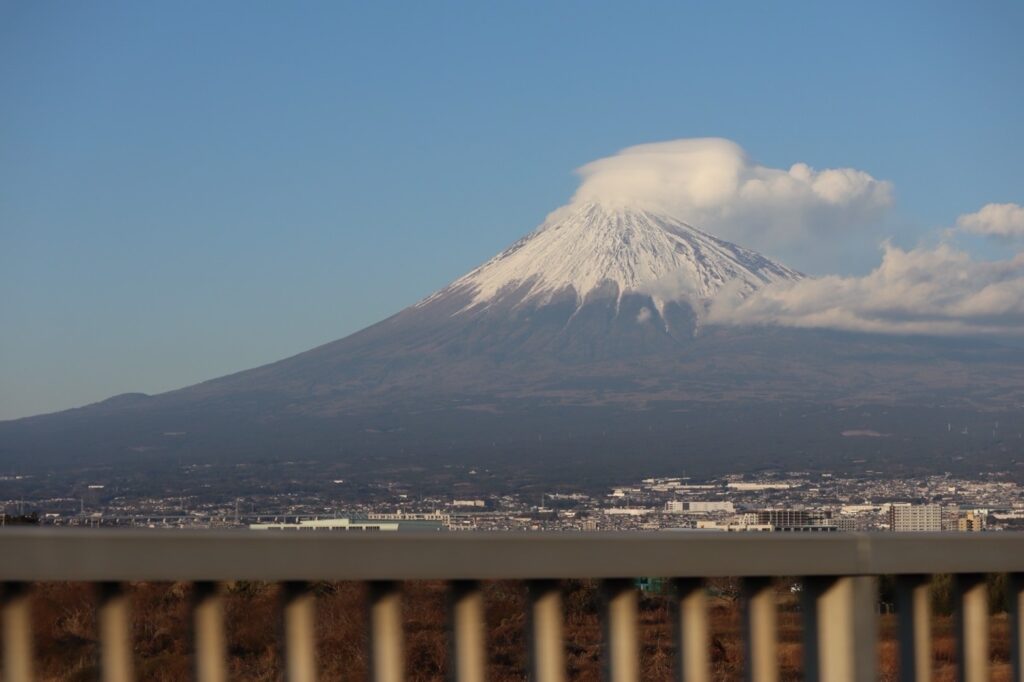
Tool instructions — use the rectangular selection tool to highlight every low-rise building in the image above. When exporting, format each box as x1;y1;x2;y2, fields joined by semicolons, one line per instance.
958;510;985;532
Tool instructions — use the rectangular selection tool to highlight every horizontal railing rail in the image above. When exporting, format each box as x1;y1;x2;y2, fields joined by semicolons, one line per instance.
2;529;1023;581
2;529;1023;682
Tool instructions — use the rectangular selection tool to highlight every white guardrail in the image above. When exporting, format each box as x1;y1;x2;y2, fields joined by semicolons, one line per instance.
1;529;1023;682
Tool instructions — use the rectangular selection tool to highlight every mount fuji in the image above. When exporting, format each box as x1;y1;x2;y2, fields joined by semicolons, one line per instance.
2;202;1022;479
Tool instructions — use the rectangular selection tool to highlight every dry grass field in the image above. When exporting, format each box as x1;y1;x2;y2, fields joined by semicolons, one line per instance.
24;579;1012;681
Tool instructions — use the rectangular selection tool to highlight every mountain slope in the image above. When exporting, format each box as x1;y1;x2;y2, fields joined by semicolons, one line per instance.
2;204;1022;476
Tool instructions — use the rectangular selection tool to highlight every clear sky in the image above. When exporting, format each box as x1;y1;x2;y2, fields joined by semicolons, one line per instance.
2;1;1022;419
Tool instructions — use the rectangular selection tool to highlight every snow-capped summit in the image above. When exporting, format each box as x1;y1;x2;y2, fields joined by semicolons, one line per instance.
422;202;802;317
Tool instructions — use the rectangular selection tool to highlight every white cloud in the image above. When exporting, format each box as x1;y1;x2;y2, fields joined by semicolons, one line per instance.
956;202;1024;239
567;138;894;250
707;242;1024;336
551;141;1017;337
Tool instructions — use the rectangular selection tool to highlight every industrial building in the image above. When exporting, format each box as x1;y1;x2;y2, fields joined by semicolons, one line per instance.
249;517;445;532
664;500;735;513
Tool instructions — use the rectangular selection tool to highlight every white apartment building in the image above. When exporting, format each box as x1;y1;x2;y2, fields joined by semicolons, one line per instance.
888;503;942;532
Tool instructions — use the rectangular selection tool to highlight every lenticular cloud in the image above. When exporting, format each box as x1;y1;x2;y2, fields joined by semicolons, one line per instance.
567;138;894;250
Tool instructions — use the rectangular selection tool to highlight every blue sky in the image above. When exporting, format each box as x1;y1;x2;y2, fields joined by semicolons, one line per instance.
2;1;1022;419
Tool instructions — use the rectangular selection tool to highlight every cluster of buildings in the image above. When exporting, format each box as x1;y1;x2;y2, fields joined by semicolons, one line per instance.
238;473;1020;533
585;473;1019;533
4;469;1023;533
443;473;1022;533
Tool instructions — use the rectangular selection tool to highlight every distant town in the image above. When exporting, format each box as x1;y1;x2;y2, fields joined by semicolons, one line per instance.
3;466;1022;533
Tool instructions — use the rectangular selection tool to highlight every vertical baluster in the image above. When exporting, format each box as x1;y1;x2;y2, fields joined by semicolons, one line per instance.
368;581;404;682
896;575;932;682
448;580;485;682
193;582;227;682
954;574;988;682
1;582;34;682
527;580;565;682
741;577;777;682
802;576;877;682
672;578;709;682
98;582;134;682
1011;573;1023;682
601;579;639;682
282;582;317;682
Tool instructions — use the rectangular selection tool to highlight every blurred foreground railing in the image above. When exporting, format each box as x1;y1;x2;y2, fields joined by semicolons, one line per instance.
1;530;1023;681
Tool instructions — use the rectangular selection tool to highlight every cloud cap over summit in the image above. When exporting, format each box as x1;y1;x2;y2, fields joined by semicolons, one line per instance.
566;138;894;253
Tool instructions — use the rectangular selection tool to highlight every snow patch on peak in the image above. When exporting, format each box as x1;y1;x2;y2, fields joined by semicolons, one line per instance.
420;203;803;315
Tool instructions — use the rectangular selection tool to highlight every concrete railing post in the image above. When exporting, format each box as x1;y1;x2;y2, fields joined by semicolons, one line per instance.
448;580;486;682
192;582;227;682
672;578;709;682
742;577;777;682
98;582;134;682
527;580;565;682
602;579;639;682
1;582;34;682
954;574;988;682
802;576;877;682
368;581;404;682
282;582;317;682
